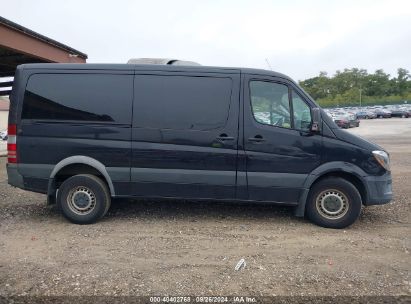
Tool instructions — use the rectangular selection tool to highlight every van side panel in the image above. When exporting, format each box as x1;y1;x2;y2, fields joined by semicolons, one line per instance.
17;124;131;194
15;70;133;195
131;71;240;200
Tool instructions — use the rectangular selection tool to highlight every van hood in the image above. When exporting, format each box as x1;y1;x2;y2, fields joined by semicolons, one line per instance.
332;127;385;152
320;109;384;152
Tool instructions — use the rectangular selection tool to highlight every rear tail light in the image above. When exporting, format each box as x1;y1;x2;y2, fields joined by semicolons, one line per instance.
7;124;17;163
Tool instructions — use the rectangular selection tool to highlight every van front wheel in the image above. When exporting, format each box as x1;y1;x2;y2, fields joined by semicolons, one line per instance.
57;174;111;224
306;177;362;229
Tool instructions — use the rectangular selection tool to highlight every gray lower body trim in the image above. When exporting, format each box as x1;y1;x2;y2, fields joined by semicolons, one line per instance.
16;164;307;189
295;188;310;217
17;163;54;179
131;168;236;185
17;164;130;182
246;172;307;188
106;167;130;182
7;163;25;189
17;162;131;198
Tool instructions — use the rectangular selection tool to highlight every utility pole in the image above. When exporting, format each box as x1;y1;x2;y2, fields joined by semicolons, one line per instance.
359;87;362;107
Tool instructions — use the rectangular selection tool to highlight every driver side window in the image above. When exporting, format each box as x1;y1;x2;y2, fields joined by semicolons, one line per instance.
250;81;291;129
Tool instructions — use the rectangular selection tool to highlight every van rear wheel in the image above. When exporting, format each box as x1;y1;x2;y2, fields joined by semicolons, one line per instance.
306;177;361;229
57;174;111;224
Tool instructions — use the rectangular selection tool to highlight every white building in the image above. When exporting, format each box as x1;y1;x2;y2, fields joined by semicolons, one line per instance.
0;96;9;130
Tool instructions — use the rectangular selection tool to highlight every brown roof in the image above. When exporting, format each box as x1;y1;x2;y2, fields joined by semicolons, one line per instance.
0;16;87;78
0;16;87;59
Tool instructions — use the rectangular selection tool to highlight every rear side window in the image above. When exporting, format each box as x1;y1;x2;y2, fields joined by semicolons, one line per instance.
22;73;133;124
133;75;232;130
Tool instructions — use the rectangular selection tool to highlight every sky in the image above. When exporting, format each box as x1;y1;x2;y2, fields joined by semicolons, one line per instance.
2;0;411;81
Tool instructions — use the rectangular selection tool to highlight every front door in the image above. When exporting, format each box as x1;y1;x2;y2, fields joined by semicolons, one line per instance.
243;75;322;203
131;71;240;199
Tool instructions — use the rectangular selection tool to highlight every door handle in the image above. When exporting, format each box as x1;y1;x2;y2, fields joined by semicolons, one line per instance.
216;134;235;141
248;135;265;143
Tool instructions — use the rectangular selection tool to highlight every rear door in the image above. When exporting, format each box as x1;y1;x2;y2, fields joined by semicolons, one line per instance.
131;70;240;199
243;74;322;203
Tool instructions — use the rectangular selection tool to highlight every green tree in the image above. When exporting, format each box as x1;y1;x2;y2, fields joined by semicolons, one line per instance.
331;68;367;95
300;68;411;107
395;68;410;96
299;71;330;100
364;69;390;97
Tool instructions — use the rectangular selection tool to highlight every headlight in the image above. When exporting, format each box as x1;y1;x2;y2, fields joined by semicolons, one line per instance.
372;150;390;171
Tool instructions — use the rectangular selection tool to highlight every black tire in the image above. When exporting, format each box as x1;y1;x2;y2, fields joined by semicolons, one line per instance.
57;174;111;224
306;177;362;229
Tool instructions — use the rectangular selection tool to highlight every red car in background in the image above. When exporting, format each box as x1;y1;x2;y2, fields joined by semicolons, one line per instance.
334;116;351;129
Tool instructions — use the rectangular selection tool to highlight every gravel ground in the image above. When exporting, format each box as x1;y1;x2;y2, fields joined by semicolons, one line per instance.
0;119;410;297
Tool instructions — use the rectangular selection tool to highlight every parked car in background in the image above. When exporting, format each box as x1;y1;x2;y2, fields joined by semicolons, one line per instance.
390;109;410;118
347;114;360;127
333;116;351;129
0;129;7;140
374;109;392;118
356;111;376;119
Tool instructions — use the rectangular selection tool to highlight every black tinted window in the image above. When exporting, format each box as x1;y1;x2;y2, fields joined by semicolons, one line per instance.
22;73;133;124
133;75;232;130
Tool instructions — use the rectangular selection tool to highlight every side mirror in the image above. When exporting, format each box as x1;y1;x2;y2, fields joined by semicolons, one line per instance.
311;108;321;132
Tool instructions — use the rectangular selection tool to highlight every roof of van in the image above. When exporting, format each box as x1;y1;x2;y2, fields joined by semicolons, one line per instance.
17;63;294;81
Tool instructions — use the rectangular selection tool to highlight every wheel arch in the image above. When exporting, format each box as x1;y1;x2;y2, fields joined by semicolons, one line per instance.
295;162;368;217
308;171;367;204
47;156;115;204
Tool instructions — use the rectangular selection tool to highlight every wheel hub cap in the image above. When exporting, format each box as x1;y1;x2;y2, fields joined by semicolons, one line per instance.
73;192;91;208
67;186;96;215
323;195;342;213
316;189;349;220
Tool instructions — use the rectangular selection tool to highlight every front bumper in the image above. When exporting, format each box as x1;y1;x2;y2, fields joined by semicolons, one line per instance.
364;171;392;205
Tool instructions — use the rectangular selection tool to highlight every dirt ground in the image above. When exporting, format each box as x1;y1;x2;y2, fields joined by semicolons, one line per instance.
0;118;410;297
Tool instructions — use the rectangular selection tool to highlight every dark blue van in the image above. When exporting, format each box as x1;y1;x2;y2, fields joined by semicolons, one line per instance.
6;63;392;228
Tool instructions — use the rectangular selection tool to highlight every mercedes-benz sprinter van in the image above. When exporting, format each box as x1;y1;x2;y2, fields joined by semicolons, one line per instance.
7;64;392;228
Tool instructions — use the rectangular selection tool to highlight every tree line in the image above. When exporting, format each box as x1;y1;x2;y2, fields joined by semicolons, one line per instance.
298;68;411;108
